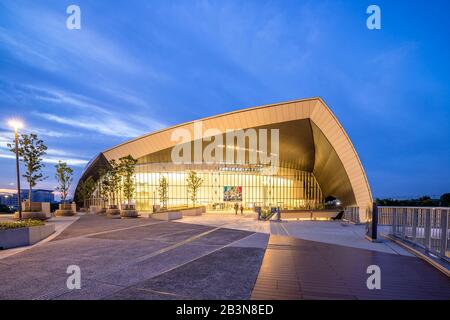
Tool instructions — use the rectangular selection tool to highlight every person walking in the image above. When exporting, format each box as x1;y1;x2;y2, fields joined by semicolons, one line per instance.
240;204;244;215
234;202;239;215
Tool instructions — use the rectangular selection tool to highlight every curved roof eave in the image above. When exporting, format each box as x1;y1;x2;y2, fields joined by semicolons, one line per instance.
102;97;321;154
97;97;372;221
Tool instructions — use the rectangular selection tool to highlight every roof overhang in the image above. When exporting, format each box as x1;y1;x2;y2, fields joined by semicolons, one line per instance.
77;98;372;221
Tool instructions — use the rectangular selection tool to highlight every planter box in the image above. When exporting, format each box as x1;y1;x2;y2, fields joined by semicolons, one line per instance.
13;211;48;220
55;203;75;216
120;209;138;218
181;206;206;216
106;208;121;218
152;211;182;221
59;203;72;210
0;224;55;250
55;209;75;216
89;205;105;215
22;201;51;215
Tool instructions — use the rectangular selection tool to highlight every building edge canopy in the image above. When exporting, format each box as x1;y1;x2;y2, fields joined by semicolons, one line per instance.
78;97;372;222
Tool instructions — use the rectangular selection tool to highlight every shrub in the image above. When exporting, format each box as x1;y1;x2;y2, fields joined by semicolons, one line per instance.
0;220;44;230
0;204;13;214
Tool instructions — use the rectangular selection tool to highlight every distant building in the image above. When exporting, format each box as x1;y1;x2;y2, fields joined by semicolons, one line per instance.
21;189;55;203
0;193;17;208
0;189;55;209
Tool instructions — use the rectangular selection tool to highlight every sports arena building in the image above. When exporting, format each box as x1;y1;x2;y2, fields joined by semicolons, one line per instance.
75;98;372;222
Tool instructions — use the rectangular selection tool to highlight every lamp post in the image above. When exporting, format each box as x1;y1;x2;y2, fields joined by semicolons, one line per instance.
8;120;23;220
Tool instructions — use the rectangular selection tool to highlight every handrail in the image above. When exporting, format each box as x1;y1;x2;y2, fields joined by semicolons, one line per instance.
377;206;449;263
343;206;360;224
378;206;450;209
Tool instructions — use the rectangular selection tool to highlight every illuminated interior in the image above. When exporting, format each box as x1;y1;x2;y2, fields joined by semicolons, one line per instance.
132;164;323;211
77;98;372;221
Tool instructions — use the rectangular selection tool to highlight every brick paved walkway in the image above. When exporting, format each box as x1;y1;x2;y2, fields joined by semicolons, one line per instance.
251;235;450;300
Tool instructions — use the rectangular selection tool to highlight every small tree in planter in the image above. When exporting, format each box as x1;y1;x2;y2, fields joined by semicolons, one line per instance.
98;168;110;212
54;161;74;216
186;171;203;207
118;155;138;218
109;160;122;207
106;160;122;217
158;176;169;210
8;133;47;219
78;176;95;211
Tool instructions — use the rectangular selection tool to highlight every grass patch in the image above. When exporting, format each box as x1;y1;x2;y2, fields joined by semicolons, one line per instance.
158;205;204;213
0;220;45;230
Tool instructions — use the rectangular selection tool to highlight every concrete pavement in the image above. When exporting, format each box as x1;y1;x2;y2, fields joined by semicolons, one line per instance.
1;213;448;300
0;214;268;299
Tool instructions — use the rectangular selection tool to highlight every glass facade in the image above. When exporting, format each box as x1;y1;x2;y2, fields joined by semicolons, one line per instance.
78;99;372;219
126;162;323;211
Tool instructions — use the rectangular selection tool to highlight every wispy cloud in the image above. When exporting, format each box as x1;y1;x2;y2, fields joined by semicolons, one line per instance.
0;131;88;167
0;1;169;81
0;12;138;75
0;28;59;71
31;128;81;138
40;156;88;167
0;147;87;166
34;112;144;138
0;150;88;167
5;83;167;138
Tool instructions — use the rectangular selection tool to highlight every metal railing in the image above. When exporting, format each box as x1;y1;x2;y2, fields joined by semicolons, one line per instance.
343;206;360;224
378;206;450;262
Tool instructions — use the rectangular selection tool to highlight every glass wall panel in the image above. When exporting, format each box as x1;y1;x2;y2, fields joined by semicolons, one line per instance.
129;162;323;211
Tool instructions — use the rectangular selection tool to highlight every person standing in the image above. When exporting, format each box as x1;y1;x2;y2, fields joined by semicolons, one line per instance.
240;204;244;215
234;202;239;215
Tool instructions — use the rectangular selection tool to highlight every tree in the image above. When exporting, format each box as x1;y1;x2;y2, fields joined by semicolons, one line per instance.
78;176;96;210
418;196;432;207
8;133;47;211
98;168;110;208
119;155;137;208
186;171;203;207
55;161;73;203
108;159;122;207
158;176;168;210
440;193;450;206
0;204;13;214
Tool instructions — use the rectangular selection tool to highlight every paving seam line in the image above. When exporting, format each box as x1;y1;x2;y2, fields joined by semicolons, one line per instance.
34;222;258;300
132;225;226;263
279;222;291;237
101;230;261;299
134;287;186;298
56;220;168;243
381;236;408;256
33;287;69;300
151;226;213;240
156;229;260;272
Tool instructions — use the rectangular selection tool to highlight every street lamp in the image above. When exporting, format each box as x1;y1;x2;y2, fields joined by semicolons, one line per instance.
8;119;23;220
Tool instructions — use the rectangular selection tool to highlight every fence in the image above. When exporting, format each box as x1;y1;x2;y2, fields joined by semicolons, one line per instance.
378;206;450;262
343;206;360;224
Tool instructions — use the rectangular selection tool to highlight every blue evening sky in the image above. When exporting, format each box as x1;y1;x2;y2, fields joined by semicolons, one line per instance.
0;0;449;199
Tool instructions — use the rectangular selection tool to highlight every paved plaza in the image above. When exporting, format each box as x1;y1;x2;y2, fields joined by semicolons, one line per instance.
0;215;267;300
0;214;449;300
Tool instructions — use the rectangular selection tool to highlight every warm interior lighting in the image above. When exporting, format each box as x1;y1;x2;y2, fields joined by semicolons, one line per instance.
7;119;24;130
